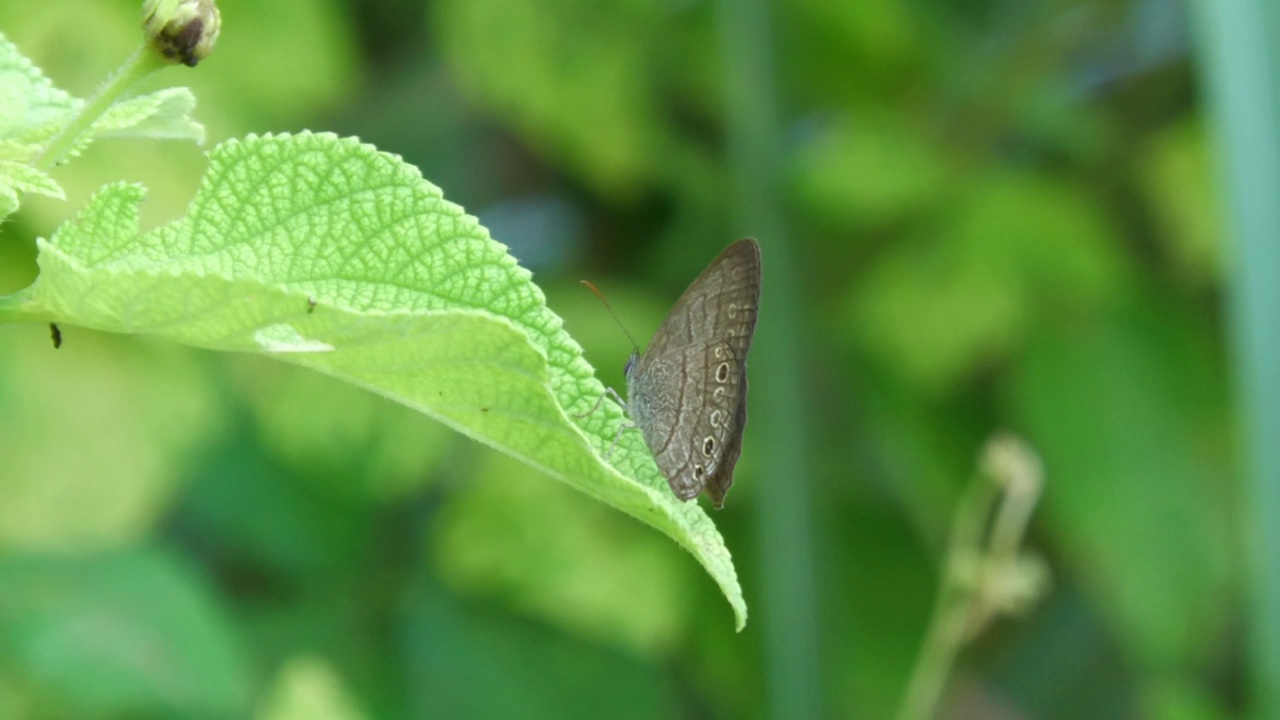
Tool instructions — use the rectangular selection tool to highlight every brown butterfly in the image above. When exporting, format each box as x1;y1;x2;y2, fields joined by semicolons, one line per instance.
601;239;762;508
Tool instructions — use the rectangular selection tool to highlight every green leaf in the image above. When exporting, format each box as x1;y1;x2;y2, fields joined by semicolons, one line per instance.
0;32;202;149
12;84;204;166
0;132;746;628
0;158;61;219
0;32;70;217
0;31;77;139
92;86;204;143
0;548;251;717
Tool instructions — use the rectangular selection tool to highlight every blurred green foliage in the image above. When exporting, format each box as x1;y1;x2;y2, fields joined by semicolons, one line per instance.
0;0;1244;718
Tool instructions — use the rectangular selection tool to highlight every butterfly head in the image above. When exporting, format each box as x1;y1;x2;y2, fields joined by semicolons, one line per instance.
624;350;640;383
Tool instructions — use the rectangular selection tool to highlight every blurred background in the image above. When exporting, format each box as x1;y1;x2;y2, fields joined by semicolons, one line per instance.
0;0;1259;718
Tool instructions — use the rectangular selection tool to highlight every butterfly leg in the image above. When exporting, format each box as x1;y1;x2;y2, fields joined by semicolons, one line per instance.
574;388;634;460
573;387;628;418
604;420;637;461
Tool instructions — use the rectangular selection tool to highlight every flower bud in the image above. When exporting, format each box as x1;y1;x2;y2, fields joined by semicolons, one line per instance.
142;0;221;67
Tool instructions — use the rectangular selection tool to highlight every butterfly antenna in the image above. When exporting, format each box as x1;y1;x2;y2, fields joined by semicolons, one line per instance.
580;280;641;352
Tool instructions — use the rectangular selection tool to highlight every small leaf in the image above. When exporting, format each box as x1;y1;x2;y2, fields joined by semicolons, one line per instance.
1;132;746;628
16;85;206;166
0;31;77;138
0;158;62;219
94;86;205;143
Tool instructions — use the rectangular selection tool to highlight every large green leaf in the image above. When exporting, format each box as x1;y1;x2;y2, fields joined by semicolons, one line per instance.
0;131;745;628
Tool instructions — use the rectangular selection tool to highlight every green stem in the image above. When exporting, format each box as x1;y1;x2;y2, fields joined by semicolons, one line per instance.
895;477;995;720
35;43;168;171
1190;2;1280;717
896;435;1044;720
715;0;823;717
0;287;47;324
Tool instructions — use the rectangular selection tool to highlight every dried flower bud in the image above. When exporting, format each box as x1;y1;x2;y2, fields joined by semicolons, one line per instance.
142;0;221;67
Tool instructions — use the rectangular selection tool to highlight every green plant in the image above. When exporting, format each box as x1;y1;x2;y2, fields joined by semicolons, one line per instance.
0;1;745;629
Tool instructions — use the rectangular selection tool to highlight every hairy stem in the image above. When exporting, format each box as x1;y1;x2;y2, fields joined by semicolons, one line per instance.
35;44;168;171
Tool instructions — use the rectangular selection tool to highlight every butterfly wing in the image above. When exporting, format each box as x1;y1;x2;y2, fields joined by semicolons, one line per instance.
640;239;761;365
627;238;761;506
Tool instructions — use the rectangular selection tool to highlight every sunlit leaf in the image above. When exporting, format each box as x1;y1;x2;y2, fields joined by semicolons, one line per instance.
0;132;746;628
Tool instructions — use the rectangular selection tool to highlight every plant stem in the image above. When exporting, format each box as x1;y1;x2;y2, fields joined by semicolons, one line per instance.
35;43;167;171
896;435;1044;720
715;0;823;717
896;477;994;720
0;287;46;324
1189;2;1280;717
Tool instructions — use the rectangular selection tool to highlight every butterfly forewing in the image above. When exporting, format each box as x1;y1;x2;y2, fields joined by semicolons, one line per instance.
639;239;761;363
